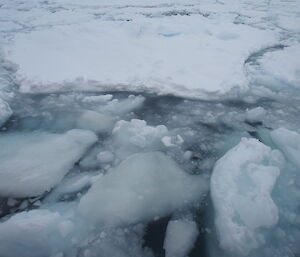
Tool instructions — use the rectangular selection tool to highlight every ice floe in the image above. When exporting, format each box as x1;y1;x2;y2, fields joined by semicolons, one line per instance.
78;151;207;226
0;129;97;197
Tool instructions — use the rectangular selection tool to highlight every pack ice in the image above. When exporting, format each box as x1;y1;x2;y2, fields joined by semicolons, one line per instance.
78;151;208;226
0;129;97;197
211;138;282;255
0;209;74;257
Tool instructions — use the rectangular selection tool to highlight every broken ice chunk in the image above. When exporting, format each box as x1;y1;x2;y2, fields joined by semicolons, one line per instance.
211;138;282;255
112;119;168;158
96;150;114;164
0;129;97;197
246;107;266;123
164;219;199;257
78;151;207;226
101;95;145;115
76;110;115;133
0;210;75;257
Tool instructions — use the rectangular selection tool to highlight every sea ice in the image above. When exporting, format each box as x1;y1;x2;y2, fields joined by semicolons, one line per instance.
78;151;207;226
0;209;74;257
76;110;115;134
164;219;199;257
112;119;168;158
211;138;282;255
5;13;276;98
0;129;97;197
245;107;266;123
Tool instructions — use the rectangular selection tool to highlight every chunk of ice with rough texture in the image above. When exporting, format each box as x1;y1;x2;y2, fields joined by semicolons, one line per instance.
76;110;115;133
246;107;266;123
0;210;74;257
112;119;168;158
96;151;114;163
78;151;207;226
0;129;97;197
0;98;12;127
270;127;300;168
211;138;282;255
164;219;199;257
102;95;145;115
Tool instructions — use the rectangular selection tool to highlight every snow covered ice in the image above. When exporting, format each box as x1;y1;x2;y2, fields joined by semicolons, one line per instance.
0;0;300;256
78;151;208;226
211;138;282;255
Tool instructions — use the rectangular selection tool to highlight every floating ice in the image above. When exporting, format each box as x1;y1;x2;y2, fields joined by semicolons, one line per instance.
5;13;276;98
0;209;74;257
211;138;282;255
78;151;207;226
0;98;12;127
164;219;199;257
96;151;114;164
0;129;97;197
76;110;115;133
112;119;168;158
245;107;266;123
101;95;145;115
270;127;300;168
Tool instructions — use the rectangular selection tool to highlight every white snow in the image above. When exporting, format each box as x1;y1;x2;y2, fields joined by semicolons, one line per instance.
0;209;74;257
78;151;207;226
4;11;276;98
164;219;199;257
0;129;97;197
211;138;282;255
0;98;12;127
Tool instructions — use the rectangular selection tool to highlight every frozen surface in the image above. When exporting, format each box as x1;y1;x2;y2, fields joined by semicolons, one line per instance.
78;151;207;226
0;129;97;197
164;219;199;257
1;0;285;99
211;138;282;255
0;0;300;256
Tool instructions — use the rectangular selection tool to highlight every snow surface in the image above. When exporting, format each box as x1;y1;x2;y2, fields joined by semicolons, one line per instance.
0;129;97;197
78;151;207;226
2;0;284;99
211;138;282;255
